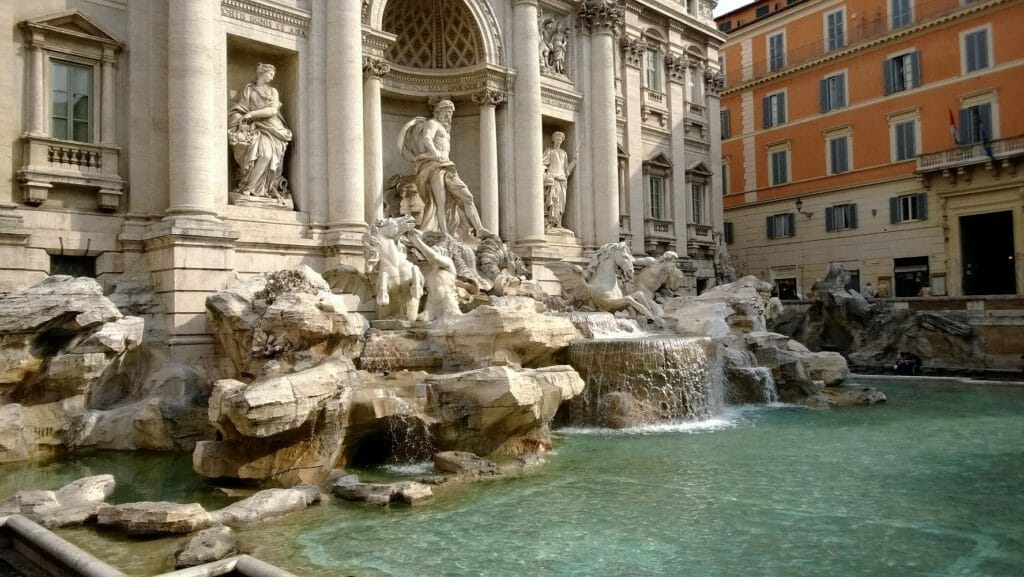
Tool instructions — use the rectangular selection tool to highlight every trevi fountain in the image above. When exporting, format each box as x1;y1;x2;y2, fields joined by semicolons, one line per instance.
1;1;1022;576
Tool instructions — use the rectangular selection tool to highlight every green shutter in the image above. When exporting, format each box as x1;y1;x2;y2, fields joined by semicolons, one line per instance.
889;197;899;224
825;206;835;232
766;215;775;239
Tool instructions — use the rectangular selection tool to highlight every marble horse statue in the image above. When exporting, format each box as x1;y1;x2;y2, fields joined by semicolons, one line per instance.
324;215;424;322
545;242;653;320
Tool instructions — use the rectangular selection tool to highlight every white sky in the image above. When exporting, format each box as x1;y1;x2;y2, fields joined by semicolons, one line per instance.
713;0;754;18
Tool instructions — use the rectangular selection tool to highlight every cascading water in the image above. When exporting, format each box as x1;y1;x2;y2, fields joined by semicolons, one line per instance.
556;311;644;339
563;336;723;427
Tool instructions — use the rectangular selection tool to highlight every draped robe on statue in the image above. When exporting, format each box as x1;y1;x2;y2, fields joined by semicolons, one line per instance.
228;83;293;198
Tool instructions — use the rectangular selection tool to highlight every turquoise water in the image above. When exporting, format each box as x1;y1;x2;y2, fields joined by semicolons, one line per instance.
3;379;1023;576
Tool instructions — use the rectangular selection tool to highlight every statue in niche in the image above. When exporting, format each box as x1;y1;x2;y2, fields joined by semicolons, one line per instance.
398;99;491;241
539;17;570;75
228;63;293;204
542;131;578;231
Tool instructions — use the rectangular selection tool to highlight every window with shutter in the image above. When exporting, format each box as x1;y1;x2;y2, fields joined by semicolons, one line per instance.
963;28;990;73
891;0;913;28
826;10;845;51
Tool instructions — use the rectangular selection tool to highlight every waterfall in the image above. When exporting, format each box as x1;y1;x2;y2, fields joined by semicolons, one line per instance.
564;336;723;426
557;311;645;339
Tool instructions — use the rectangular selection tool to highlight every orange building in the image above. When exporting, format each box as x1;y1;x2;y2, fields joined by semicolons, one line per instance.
716;0;1024;298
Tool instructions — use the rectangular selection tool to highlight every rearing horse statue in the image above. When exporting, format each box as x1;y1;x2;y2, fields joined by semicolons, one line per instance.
364;215;424;322
545;242;653;320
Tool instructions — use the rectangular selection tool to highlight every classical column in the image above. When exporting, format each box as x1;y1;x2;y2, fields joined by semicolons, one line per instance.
621;35;646;254
167;0;226;217
26;32;46;136
512;0;545;244
705;67;725;237
326;1;365;232
580;1;624;245
363;56;390;224
472;88;506;234
100;47;116;145
666;54;689;250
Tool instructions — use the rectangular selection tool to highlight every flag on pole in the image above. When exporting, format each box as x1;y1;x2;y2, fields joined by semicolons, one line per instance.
974;107;997;163
948;108;959;145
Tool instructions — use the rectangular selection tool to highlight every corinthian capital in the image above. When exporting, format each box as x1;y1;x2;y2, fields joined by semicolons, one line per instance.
362;55;391;78
621;36;647;68
578;1;624;36
664;53;687;84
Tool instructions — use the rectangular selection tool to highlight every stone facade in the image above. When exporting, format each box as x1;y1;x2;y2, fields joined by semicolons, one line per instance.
0;0;725;369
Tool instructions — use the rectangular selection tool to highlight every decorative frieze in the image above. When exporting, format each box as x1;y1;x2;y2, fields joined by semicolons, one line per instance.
221;0;310;38
578;1;624;36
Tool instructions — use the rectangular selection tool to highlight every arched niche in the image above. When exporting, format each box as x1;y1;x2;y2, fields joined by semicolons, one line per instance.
368;0;504;67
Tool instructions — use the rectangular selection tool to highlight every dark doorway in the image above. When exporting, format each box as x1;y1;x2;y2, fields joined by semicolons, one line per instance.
776;277;798;300
893;256;929;297
961;211;1016;295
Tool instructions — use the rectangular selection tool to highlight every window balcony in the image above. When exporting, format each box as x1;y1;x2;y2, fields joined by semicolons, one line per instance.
916;135;1024;173
644;218;675;241
686;222;714;246
18;135;124;210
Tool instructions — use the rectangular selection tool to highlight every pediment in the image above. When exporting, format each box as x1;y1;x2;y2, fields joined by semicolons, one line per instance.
644;152;673;169
21;9;122;47
687;160;713;176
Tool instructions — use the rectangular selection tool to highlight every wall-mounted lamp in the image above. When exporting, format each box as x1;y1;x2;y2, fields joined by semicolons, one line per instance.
795;198;814;218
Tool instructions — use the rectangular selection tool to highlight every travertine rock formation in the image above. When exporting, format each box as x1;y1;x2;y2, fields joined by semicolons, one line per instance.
96;501;214;537
0;474;115;528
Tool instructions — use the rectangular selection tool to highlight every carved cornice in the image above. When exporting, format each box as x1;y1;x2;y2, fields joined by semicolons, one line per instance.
472;88;507;108
363;55;391;78
384;64;515;99
578;1;624;36
541;83;583;112
221;0;310;38
362;28;397;60
621;36;646;68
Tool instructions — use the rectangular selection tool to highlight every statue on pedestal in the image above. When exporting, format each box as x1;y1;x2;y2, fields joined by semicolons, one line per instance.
542;131;577;231
398;99;491;241
228;63;293;204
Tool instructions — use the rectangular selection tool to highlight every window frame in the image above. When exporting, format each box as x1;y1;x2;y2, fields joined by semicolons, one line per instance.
890;193;928;223
720;109;731;139
825;203;858;232
49;59;95;143
648;174;666;220
768;142;791;186
889;111;920;162
766;212;796;239
819;71;848;112
767;32;786;72
645;47;662;91
884;50;920;95
890;0;913;29
762;90;787;128
824;8;846;52
825;130;852;175
691;182;708;225
961;25;992;74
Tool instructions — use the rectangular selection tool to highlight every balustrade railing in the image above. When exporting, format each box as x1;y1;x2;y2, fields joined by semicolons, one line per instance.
917;135;1024;171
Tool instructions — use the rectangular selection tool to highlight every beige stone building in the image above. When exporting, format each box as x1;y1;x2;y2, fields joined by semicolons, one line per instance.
0;0;726;364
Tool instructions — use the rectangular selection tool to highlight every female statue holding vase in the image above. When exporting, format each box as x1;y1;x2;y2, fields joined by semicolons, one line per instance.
228;63;292;201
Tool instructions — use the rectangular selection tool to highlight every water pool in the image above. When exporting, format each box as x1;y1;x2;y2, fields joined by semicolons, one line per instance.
3;379;1022;576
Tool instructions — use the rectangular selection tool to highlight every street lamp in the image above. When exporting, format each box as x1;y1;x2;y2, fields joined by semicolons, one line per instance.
795;198;814;218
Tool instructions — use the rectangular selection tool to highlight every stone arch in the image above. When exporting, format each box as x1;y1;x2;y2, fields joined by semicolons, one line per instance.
368;0;504;66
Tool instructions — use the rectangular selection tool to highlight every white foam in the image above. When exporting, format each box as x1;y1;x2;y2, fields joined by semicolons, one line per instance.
381;461;434;475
